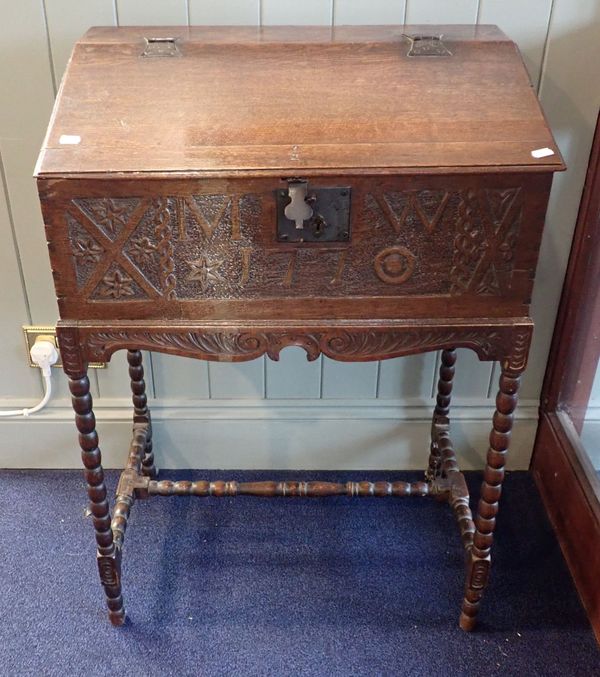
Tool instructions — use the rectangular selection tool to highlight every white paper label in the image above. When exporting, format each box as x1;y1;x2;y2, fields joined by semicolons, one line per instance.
59;134;81;145
531;147;554;159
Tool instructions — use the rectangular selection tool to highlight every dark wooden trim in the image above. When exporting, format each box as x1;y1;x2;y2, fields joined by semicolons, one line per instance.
540;113;600;423
532;413;600;643
531;111;600;643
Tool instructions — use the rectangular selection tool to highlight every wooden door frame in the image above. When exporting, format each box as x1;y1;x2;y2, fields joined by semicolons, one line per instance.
531;111;600;643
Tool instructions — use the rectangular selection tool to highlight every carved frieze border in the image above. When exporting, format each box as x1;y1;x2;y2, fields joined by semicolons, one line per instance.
57;322;533;377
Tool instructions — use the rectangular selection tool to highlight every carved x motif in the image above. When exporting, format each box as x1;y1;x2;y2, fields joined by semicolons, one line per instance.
68;199;161;299
466;189;521;294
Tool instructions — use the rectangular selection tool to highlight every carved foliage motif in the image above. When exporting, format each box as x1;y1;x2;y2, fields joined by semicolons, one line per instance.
186;255;224;290
67;214;105;288
56;327;85;377
128;236;156;267
83;324;531;367
74;198;139;240
65;185;523;302
86;330;268;363
95;265;137;299
502;327;531;374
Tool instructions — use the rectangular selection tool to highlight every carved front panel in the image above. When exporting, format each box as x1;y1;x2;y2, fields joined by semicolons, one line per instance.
61;182;524;304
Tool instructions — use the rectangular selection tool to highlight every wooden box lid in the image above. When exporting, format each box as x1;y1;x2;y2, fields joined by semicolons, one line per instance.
35;25;564;178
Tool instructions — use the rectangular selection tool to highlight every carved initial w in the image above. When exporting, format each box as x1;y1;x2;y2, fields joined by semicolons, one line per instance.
375;191;450;233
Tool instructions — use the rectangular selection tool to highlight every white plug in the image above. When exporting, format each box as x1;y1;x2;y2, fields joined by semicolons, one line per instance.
30;337;60;370
0;337;59;417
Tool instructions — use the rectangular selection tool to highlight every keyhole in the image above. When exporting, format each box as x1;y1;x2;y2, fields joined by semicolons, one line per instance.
312;215;326;238
285;181;313;229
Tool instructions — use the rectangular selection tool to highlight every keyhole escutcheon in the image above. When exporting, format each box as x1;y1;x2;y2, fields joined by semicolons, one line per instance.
284;180;313;229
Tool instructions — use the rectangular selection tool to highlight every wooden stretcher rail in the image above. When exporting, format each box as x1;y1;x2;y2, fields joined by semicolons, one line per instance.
145;478;433;498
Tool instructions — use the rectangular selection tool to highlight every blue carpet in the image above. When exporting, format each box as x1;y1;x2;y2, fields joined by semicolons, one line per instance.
1;469;598;676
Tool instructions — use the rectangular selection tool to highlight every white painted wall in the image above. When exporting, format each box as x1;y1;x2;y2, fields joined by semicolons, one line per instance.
0;0;599;469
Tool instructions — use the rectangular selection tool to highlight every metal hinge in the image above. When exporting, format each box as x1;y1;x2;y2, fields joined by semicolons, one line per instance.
141;37;181;58
404;34;452;57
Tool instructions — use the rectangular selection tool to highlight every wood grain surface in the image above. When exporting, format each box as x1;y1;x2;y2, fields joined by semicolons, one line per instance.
35;25;564;177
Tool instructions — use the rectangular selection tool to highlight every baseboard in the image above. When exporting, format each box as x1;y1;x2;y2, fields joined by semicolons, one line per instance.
0;398;538;469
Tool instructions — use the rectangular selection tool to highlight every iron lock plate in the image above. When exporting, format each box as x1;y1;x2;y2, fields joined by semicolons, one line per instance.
276;184;351;243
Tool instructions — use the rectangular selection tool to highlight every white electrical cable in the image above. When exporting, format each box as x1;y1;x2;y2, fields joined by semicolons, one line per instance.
0;340;59;417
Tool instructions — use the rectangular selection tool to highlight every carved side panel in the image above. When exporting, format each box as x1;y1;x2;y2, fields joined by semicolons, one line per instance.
63;184;523;302
450;188;522;295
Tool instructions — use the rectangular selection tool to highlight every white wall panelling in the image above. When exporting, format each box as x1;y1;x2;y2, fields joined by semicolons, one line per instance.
0;2;59;324
0;1;598;470
321;358;378;399
405;0;478;24
377;354;437;400
208;359;265;399
477;0;554;88
450;349;494;400
43;0;117;81
152;354;210;400
115;0;188;26
261;0;332;26
0;156;38;398
266;349;322;399
333;0;406;25
189;0;260;26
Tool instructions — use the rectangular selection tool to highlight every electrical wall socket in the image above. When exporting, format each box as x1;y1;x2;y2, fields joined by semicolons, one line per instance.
22;326;105;368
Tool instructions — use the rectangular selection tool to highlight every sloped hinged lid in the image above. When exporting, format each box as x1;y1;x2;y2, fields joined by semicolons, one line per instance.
35;25;564;177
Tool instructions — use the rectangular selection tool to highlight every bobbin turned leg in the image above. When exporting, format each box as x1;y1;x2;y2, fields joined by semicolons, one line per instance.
427;348;456;480
459;363;522;631
69;372;125;626
127;349;157;479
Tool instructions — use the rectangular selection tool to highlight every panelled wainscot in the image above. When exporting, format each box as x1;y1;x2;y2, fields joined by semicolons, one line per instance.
36;25;564;630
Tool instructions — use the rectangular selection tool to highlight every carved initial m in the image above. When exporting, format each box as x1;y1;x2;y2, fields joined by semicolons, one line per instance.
183;196;230;239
